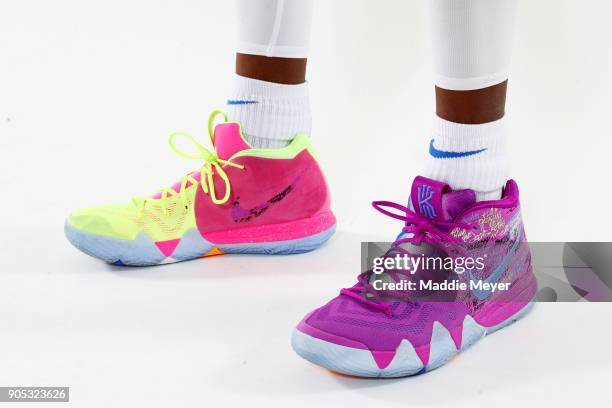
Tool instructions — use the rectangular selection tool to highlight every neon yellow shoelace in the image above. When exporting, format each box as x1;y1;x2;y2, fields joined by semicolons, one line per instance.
133;110;245;215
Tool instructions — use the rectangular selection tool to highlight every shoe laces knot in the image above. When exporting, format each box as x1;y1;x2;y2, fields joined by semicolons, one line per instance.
133;110;244;215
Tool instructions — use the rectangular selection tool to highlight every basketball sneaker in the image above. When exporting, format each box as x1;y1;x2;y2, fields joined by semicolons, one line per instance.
292;176;536;377
65;111;335;266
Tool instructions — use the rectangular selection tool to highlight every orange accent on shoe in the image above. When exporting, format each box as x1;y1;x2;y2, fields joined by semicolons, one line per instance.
203;247;225;257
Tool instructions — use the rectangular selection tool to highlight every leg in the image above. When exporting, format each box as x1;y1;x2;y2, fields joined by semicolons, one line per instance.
425;0;518;200
227;0;314;148
290;2;535;377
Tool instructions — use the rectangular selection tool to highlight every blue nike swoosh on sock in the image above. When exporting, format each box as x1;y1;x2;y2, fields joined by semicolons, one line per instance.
429;139;487;158
227;100;259;105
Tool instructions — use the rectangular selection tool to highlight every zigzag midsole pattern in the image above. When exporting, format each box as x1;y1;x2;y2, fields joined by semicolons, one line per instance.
292;301;534;378
65;218;336;266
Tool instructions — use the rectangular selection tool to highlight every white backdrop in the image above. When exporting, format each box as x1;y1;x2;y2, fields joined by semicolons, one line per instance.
1;1;611;407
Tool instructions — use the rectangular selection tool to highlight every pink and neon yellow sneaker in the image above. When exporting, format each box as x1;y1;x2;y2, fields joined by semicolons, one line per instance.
292;176;536;377
65;111;336;266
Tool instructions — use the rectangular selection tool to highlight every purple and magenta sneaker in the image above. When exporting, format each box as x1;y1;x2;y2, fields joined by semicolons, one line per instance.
292;176;537;377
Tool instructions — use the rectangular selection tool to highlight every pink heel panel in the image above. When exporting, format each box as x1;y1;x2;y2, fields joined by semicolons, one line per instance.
195;150;332;234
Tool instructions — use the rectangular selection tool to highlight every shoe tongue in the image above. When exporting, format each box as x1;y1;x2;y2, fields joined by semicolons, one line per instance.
213;122;251;160
410;176;476;222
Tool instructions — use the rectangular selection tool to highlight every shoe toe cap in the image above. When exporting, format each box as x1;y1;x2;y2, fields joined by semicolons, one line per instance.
67;205;141;240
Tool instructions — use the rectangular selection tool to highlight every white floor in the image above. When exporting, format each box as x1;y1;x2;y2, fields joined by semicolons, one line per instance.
2;1;612;406
1;240;611;407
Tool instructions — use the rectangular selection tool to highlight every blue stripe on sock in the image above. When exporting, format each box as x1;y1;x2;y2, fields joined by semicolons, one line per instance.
227;100;259;105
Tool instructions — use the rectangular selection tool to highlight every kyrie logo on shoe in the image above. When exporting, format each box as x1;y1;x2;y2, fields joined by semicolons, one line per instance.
418;185;437;219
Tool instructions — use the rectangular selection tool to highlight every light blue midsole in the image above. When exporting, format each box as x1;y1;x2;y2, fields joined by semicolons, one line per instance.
65;221;336;266
292;301;535;378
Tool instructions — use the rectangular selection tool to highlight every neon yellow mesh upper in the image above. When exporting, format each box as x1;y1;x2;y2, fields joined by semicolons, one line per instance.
68;185;198;242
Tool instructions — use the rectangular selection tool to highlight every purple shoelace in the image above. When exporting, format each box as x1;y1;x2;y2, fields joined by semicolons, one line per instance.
340;200;474;316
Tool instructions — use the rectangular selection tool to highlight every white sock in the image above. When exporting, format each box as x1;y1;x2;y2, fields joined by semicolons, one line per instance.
226;75;311;149
427;0;518;91
424;116;509;201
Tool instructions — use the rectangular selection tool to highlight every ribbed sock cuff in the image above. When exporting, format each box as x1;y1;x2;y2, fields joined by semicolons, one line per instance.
226;75;311;148
424;116;510;201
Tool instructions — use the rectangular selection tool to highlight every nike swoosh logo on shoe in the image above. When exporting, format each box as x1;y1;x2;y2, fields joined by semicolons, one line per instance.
429;139;487;158
467;227;523;301
230;162;310;223
231;185;293;223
